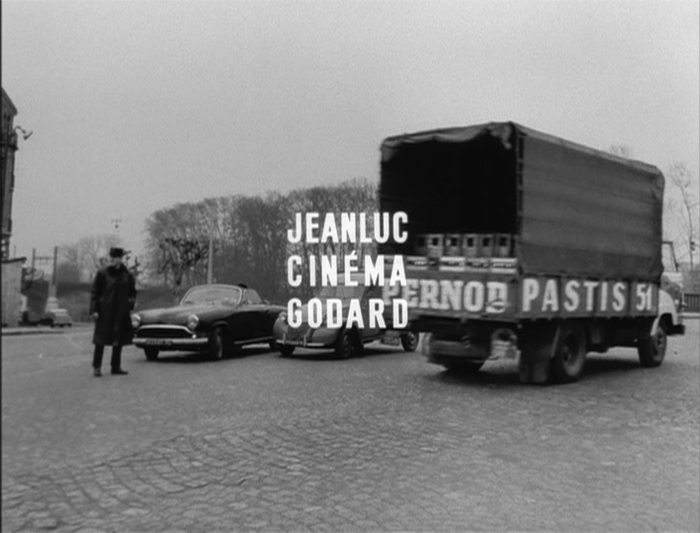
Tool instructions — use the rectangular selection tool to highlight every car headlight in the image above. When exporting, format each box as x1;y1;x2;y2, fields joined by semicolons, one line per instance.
187;314;199;330
131;314;141;328
278;311;287;324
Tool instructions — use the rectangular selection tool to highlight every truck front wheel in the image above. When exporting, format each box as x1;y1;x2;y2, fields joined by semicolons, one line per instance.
550;321;586;383
638;320;667;367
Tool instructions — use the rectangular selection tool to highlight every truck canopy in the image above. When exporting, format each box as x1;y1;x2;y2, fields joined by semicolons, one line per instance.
379;122;664;281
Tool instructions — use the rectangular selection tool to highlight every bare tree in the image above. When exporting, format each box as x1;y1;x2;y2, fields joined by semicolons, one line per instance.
78;234;123;275
158;237;210;295
665;163;699;289
142;179;380;301
144;202;218;295
57;243;82;283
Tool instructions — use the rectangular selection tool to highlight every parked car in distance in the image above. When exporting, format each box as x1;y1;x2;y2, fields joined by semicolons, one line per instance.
273;277;420;359
131;284;285;361
44;308;73;328
21;308;73;327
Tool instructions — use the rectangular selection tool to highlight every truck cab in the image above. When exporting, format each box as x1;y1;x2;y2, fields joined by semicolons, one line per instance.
658;240;686;336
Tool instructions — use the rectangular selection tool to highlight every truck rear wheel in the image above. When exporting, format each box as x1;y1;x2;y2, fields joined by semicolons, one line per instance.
550;321;586;383
401;330;420;352
638;319;667;367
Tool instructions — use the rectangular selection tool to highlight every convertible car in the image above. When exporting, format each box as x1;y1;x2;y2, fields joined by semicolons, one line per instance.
272;277;420;359
131;284;285;361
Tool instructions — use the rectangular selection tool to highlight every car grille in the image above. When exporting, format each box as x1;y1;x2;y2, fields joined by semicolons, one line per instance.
136;325;194;339
285;324;311;341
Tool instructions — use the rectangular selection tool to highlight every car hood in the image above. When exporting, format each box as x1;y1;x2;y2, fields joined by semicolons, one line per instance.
137;304;235;325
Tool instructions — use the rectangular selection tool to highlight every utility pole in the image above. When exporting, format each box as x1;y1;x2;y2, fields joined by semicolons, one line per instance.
52;246;58;285
207;230;213;284
207;213;220;285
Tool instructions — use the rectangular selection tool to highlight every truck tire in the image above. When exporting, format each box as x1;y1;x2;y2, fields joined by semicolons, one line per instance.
638;319;667;367
550;321;586;383
208;327;225;360
401;330;420;352
144;347;159;361
334;330;354;359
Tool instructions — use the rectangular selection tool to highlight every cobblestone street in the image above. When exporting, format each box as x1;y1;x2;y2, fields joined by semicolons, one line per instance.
3;321;699;532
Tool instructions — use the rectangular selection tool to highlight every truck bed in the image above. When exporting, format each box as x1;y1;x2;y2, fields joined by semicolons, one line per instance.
379;121;664;282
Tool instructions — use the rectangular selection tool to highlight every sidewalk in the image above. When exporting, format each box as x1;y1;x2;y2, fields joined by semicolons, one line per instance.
1;323;91;337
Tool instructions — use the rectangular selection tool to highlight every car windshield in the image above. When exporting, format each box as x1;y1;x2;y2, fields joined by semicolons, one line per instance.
315;285;366;300
180;286;243;306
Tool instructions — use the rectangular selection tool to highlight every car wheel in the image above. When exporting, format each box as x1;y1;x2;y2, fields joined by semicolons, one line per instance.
550;321;586;383
638;319;667;368
400;330;420;352
208;327;225;360
334;330;354;359
279;345;295;357
144;348;159;361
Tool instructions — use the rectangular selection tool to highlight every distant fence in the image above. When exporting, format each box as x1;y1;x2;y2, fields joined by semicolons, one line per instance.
684;293;700;313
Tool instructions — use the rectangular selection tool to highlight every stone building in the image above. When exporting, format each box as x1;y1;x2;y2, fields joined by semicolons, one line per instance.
2;258;25;326
2;88;26;326
2;87;19;260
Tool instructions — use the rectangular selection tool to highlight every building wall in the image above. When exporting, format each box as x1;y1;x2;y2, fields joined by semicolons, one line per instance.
2;259;25;327
1;88;19;261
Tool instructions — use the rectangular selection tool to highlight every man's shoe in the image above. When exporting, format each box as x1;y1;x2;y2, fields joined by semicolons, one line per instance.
93;368;102;377
111;369;128;375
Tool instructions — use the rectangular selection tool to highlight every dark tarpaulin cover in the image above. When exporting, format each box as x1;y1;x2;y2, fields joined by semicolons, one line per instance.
380;122;664;281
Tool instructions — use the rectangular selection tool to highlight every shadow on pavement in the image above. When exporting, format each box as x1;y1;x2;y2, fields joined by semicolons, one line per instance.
147;345;275;364
277;344;408;362
432;365;521;387
426;353;646;388
580;354;641;378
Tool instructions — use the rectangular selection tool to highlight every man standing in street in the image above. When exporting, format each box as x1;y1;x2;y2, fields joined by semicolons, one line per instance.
90;247;137;377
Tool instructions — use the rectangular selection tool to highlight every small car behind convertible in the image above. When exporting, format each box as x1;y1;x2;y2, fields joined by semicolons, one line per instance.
132;284;285;361
272;279;420;359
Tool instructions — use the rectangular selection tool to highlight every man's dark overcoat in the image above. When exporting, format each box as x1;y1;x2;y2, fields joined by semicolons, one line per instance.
90;263;137;346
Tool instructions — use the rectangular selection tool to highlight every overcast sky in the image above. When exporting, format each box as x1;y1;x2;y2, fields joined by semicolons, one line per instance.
3;0;698;262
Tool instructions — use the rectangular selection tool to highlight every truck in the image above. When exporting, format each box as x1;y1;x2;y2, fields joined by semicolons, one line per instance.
379;121;685;384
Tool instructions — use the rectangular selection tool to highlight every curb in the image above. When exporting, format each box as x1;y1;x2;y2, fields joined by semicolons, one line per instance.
1;324;92;337
1;328;67;337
